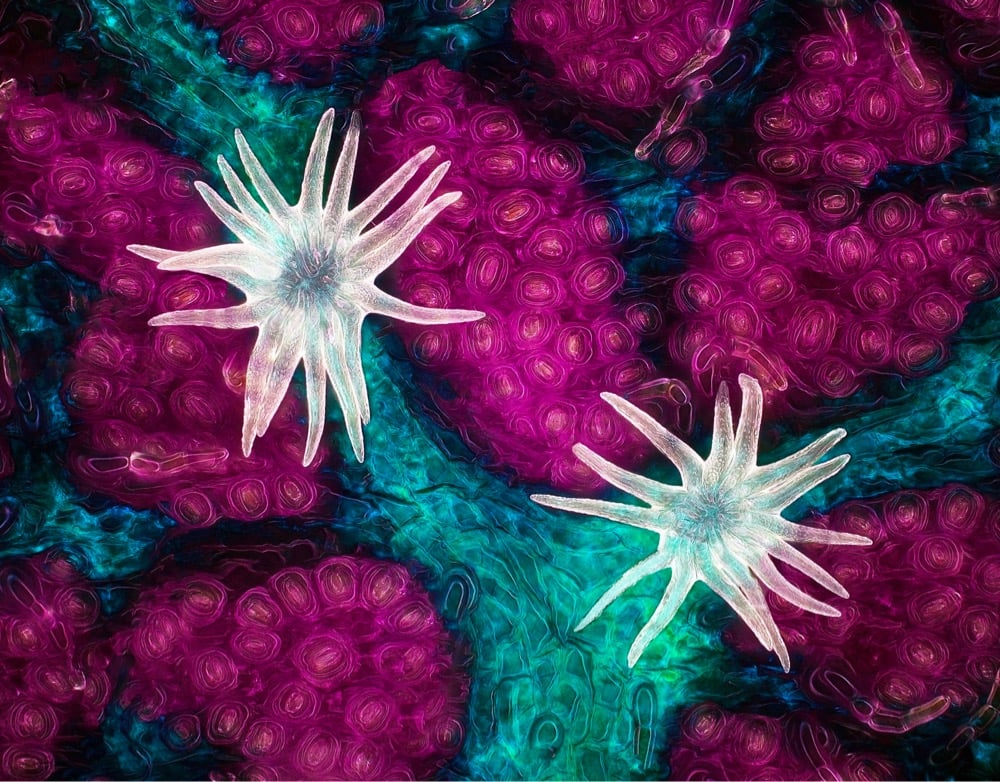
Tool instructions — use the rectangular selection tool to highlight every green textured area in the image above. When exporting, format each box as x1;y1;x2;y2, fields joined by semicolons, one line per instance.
4;0;996;778
0;263;169;579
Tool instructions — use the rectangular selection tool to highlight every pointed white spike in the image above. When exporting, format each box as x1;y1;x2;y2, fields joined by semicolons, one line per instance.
600;392;702;485
299;108;336;215
301;341;328;466
575;552;672;632
350;160;454;261
764;536;851;599
571;443;678;506
367;289;484;325
234;128;290;216
530;494;662;532
217;154;271;227
324;111;361;226
732;374;763;474
326;328;366;463
769;518;872;547
195;181;272;249
345;144;437;234
626;568;696;667
751;553;840;618
758;454;850;512
148;303;258;329
705;381;734;482
128;244;179;263
750;429;847;490
352;191;462;280
710;557;791;671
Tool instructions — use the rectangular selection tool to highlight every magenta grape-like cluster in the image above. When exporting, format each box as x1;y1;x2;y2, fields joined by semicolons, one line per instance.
511;0;757;110
359;61;662;491
0;85;329;525
725;485;1000;737
0;554;110;780
113;544;469;780
667;702;900;780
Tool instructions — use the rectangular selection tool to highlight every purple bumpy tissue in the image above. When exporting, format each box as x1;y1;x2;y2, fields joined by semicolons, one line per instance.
0;553;111;780
668;180;1000;405
725;485;1000;734
668;702;899;780
359;61;666;491
0;80;331;526
511;0;755;110
751;7;962;185
113;544;470;779
188;0;385;85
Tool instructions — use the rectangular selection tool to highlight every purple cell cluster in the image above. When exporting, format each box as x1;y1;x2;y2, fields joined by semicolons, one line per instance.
0;33;328;526
511;0;754;111
188;0;385;85
751;6;962;185
661;4;998;409
0;85;217;284
63;277;326;527
667;702;899;781
0;552;111;780
113;544;469;780
724;485;1000;734
358;61;673;491
668;180;1000;403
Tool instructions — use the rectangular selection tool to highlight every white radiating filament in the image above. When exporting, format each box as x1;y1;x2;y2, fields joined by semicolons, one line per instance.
130;109;483;465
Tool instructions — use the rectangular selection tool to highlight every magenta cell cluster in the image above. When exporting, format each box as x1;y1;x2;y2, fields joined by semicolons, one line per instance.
511;0;754;110
667;702;899;781
113;547;469;780
751;9;962;185
668;179;1000;403
0;76;326;526
63;277;325;527
358;61;668;491
188;0;385;85
0;86;217;283
0;553;111;781
724;485;1000;733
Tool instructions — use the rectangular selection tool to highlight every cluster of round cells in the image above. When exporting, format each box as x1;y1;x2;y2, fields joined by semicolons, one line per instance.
511;0;754;110
0;553;111;781
750;9;962;185
667;702;899;780
63;274;325;527
664;4;998;406
0;63;326;526
188;0;385;85
359;61;670;491
113;546;469;780
669;178;1000;403
724;485;1000;734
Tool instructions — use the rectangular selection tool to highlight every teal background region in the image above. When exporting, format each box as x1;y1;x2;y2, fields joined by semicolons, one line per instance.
3;0;1000;778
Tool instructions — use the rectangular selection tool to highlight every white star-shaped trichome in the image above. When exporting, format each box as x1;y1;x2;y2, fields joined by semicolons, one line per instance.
129;109;483;465
531;374;870;670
